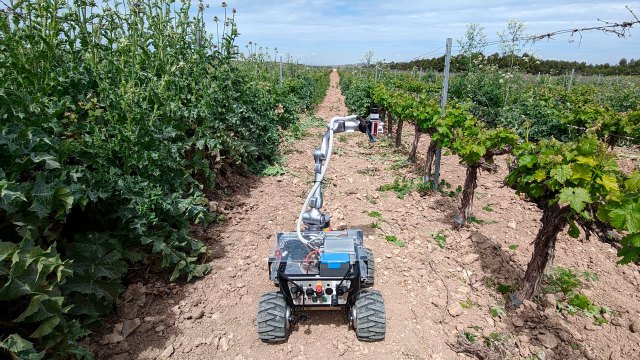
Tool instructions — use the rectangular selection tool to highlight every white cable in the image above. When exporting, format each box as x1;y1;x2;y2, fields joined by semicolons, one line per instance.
296;117;337;247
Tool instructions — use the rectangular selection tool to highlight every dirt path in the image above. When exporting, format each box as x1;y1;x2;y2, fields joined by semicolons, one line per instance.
96;70;640;360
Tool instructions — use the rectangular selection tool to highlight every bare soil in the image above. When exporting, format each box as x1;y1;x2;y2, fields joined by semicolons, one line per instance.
94;70;640;360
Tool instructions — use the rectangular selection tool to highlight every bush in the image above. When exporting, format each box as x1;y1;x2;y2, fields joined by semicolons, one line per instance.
0;0;328;357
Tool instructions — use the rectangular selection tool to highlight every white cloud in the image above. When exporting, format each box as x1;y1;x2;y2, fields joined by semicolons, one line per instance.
203;1;640;65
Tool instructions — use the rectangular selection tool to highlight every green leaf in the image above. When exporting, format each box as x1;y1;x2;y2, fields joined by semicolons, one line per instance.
0;334;44;360
53;187;74;215
14;294;48;322
568;221;580;238
575;156;597;166
621;233;640;248
31;153;61;170
625;171;640;192
568;293;592;310
532;169;547;182
596;175;619;193
558;187;591;213
519;154;537;168
550;165;572;184
30;315;60;339
607;202;640;232
28;176;54;219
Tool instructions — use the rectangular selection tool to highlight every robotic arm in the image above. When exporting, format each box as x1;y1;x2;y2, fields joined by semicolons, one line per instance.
296;115;368;247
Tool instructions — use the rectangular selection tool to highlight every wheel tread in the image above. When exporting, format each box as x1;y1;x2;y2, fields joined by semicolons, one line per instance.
353;290;386;341
257;292;290;343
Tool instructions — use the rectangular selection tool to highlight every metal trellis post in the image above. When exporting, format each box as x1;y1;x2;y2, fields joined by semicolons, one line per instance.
433;38;452;190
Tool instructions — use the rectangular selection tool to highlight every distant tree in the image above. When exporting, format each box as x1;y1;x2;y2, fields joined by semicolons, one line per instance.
619;57;628;67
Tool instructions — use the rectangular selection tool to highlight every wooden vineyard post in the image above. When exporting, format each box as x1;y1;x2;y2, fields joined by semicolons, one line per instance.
279;56;283;85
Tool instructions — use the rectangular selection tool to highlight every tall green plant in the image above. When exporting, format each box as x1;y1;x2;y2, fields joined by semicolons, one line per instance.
0;0;329;357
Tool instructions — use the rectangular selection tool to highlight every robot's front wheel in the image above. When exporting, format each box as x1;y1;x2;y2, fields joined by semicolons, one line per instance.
257;292;291;343
350;290;386;341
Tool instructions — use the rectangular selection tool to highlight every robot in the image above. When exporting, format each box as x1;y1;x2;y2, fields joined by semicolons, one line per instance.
257;115;386;343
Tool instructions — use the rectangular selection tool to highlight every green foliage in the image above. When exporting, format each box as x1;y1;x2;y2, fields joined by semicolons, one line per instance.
497;283;514;295
368;211;383;229
482;203;495;212
598;170;640;263
377;177;415;199
545;268;609;324
431;231;447;249
463;331;478;343
0;0;329;356
384;235;405;247
542;266;607;325
341;76;374;117
542;267;597;295
557;293;610;325
459;298;477;309
489;305;505;318
507;136;621;221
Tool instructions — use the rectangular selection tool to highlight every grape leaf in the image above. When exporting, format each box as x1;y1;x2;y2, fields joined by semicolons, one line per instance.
607;202;640;233
621;233;640;248
596;175;619;192
519;154;537;168
558;187;591;212
550;165;572;184
568;221;580;238
625;171;640;192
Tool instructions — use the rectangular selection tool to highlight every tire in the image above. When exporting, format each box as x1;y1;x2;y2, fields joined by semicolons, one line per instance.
351;290;386;341
361;247;375;287
257;292;291;343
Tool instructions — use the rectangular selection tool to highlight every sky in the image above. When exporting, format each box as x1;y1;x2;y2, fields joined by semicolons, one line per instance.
203;1;640;66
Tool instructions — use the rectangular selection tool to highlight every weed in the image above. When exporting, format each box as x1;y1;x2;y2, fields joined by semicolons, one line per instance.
356;168;377;176
482;203;495;212
377;176;415;199
508;244;519;251
258;163;287;176
368;211;383;219
371;222;381;229
467;216;497;225
483;332;509;349
496;283;514;295
459;298;477;309
431;231;447;249
389;159;409;170
542;267;585;294
416;180;435;195
544;267;608;324
385;235;406;247
489;305;506;318
463;331;477;343
338;135;348;143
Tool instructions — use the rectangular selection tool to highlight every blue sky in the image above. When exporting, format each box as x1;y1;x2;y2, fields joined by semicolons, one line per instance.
204;1;640;65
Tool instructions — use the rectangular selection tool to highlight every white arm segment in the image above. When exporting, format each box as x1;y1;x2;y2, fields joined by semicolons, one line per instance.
296;115;360;247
